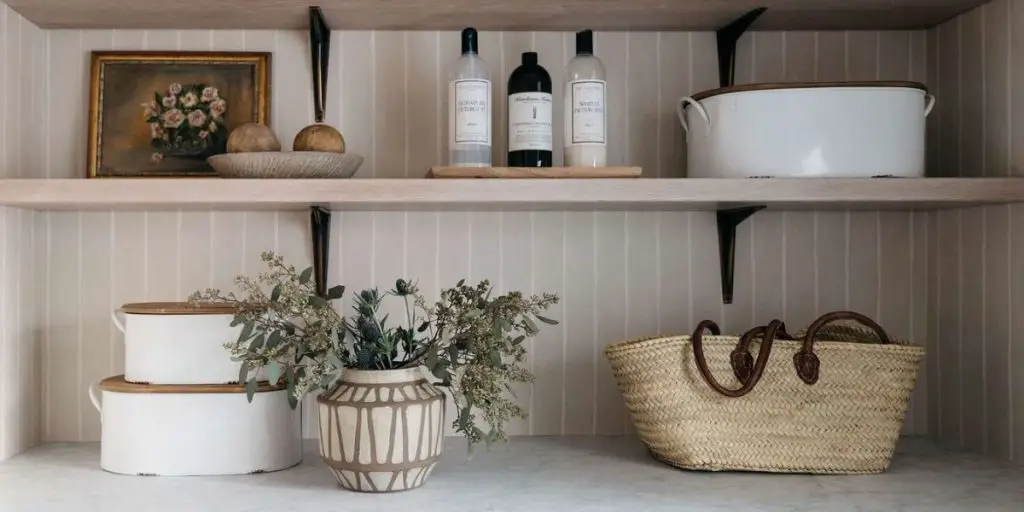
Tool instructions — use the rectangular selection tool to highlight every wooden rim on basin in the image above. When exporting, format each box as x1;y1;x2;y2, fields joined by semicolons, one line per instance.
687;81;928;102
99;375;284;394
120;301;238;315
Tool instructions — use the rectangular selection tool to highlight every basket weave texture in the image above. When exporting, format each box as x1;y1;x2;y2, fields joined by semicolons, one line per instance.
604;313;925;474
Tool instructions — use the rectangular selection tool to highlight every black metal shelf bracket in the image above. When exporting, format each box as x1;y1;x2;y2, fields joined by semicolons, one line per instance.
309;6;331;123
716;7;766;87
310;206;332;298
308;7;333;297
714;8;766;303
717;206;766;305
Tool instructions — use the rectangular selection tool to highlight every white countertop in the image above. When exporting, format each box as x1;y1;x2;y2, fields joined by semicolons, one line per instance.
1;437;1022;512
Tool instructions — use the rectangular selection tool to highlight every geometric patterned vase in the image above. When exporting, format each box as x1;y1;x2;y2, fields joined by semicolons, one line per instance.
317;366;446;492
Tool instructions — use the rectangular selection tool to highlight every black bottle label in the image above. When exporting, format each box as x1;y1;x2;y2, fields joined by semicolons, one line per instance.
507;92;553;151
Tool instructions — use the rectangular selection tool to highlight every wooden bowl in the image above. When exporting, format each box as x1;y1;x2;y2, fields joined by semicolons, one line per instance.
208;152;363;179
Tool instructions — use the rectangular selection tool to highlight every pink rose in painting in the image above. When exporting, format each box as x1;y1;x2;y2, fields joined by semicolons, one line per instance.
169;83;182;95
151;152;164;163
162;95;177;108
199;130;209;140
201;87;219;102
181;92;199;108
209;99;227;119
162;109;185;129
149;122;164;139
188;110;207;128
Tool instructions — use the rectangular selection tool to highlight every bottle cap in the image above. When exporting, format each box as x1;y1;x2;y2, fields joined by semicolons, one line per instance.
461;27;478;54
576;29;593;55
523;51;538;65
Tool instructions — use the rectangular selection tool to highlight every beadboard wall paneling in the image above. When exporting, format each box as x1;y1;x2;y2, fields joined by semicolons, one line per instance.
928;0;1020;464
0;207;37;462
0;1;44;462
40;28;930;441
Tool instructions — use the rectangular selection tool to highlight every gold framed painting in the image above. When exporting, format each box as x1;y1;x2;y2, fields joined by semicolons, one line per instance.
87;51;271;178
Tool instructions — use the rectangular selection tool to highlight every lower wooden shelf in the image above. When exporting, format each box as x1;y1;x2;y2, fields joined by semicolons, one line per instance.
0;177;1023;211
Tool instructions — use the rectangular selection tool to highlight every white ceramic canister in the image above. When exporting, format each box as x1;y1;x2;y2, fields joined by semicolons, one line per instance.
114;302;244;385
677;82;936;178
89;375;303;476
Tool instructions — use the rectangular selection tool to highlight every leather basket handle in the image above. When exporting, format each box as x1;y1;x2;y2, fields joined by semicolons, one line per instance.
692;319;787;398
729;322;796;383
793;310;890;384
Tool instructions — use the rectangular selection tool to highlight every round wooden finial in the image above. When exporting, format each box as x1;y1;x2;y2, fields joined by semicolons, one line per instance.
226;122;282;153
293;123;346;153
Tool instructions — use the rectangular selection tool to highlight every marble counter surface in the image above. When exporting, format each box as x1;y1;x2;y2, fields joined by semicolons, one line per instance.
1;437;1022;512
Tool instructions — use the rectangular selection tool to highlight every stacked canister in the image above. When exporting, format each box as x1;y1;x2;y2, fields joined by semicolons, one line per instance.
88;302;303;476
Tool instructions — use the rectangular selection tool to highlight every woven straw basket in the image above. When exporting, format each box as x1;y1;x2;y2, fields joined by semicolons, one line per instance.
604;311;925;475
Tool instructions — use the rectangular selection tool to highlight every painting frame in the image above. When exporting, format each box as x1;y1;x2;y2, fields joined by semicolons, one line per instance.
87;51;271;178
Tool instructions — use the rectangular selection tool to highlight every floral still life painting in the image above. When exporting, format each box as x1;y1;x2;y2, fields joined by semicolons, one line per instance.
143;83;229;164
88;52;270;178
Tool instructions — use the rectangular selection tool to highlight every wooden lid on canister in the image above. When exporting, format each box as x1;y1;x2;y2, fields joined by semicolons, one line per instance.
98;375;284;394
120;301;239;315
687;80;928;102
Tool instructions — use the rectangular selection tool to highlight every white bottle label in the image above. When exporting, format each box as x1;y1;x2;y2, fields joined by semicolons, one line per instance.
508;92;553;152
451;79;491;145
570;80;606;144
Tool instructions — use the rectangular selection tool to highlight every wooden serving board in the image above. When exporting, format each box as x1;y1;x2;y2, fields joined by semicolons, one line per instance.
428;166;642;179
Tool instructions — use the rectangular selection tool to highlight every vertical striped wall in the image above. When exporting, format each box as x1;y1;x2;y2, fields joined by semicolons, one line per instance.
0;2;44;462
35;27;932;442
927;0;1024;464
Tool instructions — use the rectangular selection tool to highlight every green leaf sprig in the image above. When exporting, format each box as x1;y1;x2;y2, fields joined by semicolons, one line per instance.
191;252;560;453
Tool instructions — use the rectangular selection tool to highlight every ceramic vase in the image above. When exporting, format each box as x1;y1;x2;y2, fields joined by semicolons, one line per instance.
317;366;446;492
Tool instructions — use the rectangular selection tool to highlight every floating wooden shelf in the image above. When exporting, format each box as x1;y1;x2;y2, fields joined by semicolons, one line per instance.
4;0;988;31
1;178;1023;211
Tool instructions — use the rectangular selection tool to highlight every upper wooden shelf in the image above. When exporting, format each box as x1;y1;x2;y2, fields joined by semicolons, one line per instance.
0;178;1022;212
5;0;987;31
